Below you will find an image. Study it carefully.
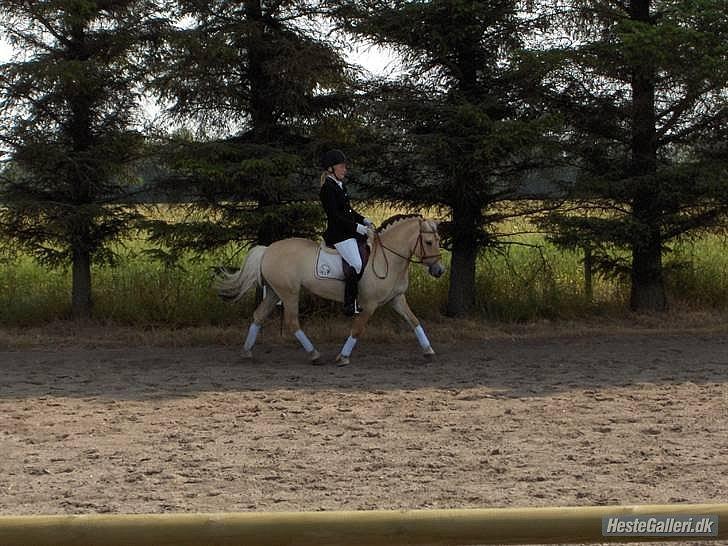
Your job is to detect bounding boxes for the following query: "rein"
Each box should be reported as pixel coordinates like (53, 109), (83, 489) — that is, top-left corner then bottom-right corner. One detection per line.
(371, 220), (442, 280)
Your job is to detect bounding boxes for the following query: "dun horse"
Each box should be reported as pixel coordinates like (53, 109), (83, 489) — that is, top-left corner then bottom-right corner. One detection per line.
(215, 214), (445, 366)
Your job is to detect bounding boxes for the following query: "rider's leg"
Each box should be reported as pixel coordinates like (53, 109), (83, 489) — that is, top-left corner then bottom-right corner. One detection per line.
(334, 238), (363, 274)
(342, 266), (360, 317)
(334, 238), (363, 316)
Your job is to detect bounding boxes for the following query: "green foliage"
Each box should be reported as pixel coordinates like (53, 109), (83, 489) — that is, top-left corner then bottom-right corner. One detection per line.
(6, 210), (728, 327)
(145, 138), (325, 253)
(0, 0), (169, 316)
(0, 254), (71, 325)
(333, 0), (567, 316)
(532, 0), (728, 310)
(2, 0), (726, 321)
(153, 1), (351, 132)
(665, 233), (728, 309)
(144, 0), (354, 251)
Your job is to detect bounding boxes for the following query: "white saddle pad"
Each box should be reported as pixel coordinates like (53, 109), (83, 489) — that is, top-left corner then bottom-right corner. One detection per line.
(315, 245), (345, 280)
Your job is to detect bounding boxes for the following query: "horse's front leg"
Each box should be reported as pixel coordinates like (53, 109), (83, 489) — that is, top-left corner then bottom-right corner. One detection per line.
(335, 309), (373, 367)
(389, 294), (435, 357)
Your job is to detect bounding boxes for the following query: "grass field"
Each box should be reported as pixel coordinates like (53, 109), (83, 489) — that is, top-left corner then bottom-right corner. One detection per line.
(2, 205), (728, 331)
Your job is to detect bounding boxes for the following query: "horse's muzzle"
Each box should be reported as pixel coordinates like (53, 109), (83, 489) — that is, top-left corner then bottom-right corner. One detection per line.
(428, 262), (446, 278)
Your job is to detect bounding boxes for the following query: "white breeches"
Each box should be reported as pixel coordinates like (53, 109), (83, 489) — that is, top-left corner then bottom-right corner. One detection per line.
(334, 238), (362, 274)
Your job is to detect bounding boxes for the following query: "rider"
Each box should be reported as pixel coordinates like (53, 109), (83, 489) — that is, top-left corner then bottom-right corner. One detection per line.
(319, 149), (374, 316)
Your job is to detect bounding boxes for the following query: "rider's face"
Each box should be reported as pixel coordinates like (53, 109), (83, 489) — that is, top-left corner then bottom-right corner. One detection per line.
(332, 162), (347, 180)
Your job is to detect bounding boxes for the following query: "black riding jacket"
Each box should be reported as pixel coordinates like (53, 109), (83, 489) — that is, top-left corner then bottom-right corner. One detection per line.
(319, 175), (365, 246)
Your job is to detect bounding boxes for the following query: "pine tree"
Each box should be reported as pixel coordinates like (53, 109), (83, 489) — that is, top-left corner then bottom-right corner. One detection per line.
(332, 0), (563, 316)
(0, 0), (167, 318)
(145, 0), (354, 254)
(536, 0), (728, 310)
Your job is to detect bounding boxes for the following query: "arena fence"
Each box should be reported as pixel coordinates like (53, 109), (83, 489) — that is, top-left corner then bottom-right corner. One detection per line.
(0, 503), (725, 545)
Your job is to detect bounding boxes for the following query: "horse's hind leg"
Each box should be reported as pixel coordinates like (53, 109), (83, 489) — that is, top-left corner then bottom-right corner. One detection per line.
(281, 292), (321, 364)
(390, 294), (435, 356)
(241, 288), (279, 359)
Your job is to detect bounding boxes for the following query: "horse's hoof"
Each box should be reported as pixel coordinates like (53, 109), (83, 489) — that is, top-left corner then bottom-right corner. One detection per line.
(241, 349), (253, 359)
(423, 346), (436, 358)
(335, 354), (350, 367)
(309, 350), (322, 365)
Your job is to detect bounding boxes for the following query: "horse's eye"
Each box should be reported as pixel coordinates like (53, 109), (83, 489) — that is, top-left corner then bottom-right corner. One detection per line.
(426, 241), (433, 246)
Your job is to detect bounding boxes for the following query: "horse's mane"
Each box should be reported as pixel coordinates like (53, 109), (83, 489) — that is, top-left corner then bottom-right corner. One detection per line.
(377, 213), (422, 234)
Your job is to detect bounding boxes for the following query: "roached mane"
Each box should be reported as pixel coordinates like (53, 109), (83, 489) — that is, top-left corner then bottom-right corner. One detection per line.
(376, 213), (422, 234)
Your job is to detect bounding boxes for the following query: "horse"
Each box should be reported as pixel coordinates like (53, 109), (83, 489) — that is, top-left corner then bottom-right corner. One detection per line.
(214, 214), (446, 366)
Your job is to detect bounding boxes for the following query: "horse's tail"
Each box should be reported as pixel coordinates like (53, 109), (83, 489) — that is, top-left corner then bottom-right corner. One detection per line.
(214, 245), (267, 302)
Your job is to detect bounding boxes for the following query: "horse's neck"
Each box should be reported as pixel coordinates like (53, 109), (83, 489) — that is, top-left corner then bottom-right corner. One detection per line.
(379, 220), (419, 260)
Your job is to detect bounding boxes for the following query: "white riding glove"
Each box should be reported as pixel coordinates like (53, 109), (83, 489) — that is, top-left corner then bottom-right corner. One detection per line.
(356, 223), (368, 236)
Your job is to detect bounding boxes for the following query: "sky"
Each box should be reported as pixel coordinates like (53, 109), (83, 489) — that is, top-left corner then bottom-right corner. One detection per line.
(0, 38), (11, 62)
(347, 42), (403, 78)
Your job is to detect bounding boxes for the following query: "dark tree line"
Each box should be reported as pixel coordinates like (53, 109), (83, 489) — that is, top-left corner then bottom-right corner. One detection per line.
(333, 0), (564, 315)
(143, 0), (354, 255)
(1, 0), (726, 319)
(533, 0), (728, 311)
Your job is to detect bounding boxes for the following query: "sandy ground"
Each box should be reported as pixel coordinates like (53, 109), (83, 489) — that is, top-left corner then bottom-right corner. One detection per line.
(1, 329), (727, 541)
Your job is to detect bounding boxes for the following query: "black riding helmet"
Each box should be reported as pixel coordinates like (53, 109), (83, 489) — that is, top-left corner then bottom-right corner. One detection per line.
(319, 149), (348, 170)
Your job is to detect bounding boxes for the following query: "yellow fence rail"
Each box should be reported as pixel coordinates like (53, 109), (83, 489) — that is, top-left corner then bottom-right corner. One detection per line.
(0, 503), (725, 546)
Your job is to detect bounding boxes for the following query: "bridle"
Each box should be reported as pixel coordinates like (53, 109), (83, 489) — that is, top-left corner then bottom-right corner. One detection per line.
(371, 219), (442, 280)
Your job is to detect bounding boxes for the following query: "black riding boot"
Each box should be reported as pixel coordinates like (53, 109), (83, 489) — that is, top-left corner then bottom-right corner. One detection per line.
(343, 273), (359, 317)
(342, 259), (365, 317)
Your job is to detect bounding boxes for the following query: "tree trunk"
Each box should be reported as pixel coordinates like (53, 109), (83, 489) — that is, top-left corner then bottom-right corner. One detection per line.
(246, 0), (284, 246)
(446, 241), (478, 317)
(246, 0), (275, 135)
(67, 16), (95, 319)
(583, 243), (593, 302)
(630, 228), (665, 311)
(446, 201), (479, 317)
(72, 247), (93, 319)
(628, 0), (665, 311)
(256, 202), (277, 246)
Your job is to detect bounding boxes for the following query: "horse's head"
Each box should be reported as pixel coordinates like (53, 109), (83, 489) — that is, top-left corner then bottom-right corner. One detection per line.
(417, 219), (446, 278)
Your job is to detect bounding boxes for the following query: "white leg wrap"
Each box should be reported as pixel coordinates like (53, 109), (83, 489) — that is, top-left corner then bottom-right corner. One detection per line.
(341, 335), (358, 357)
(294, 329), (315, 353)
(414, 325), (431, 350)
(244, 322), (261, 351)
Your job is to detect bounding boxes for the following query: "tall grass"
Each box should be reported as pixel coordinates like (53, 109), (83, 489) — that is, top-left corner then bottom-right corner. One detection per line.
(91, 246), (245, 326)
(1, 207), (727, 327)
(0, 235), (256, 327)
(0, 254), (70, 324)
(664, 233), (728, 310)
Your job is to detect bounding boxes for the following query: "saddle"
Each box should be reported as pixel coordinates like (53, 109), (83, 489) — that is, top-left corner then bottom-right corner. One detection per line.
(315, 238), (370, 281)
